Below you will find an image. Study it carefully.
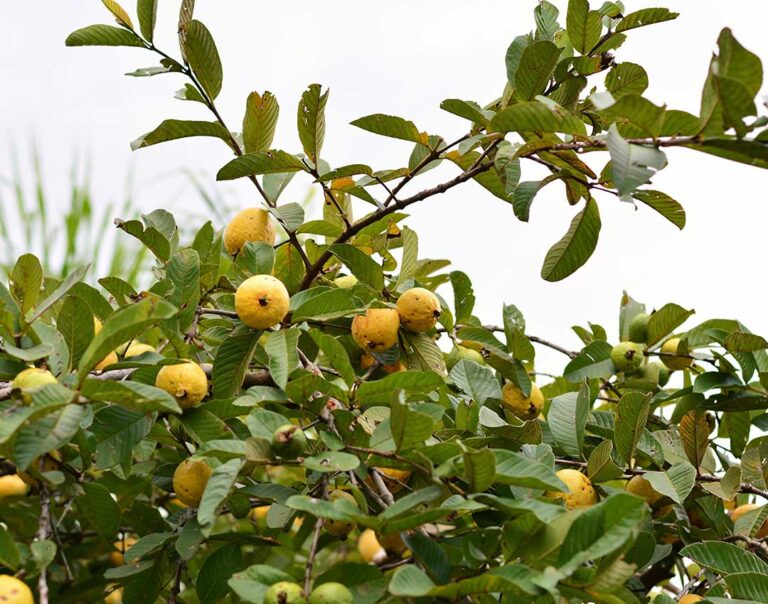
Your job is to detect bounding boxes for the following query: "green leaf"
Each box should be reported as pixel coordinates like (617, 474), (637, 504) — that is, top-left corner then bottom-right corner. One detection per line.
(91, 406), (152, 471)
(463, 448), (496, 493)
(563, 341), (613, 381)
(309, 330), (355, 387)
(198, 459), (243, 525)
(291, 288), (364, 322)
(646, 303), (694, 346)
(587, 440), (623, 482)
(558, 493), (647, 574)
(605, 63), (649, 98)
(264, 328), (300, 389)
(642, 461), (696, 504)
(493, 450), (566, 491)
(65, 24), (144, 47)
(78, 482), (121, 538)
(356, 371), (445, 406)
(217, 150), (306, 180)
(614, 391), (651, 465)
(681, 541), (768, 576)
(450, 360), (501, 406)
(274, 243), (306, 295)
(512, 177), (558, 222)
(228, 565), (295, 603)
(606, 125), (668, 200)
(450, 271), (475, 323)
(166, 249), (200, 332)
(600, 94), (667, 138)
(102, 0), (133, 28)
(236, 241), (275, 275)
(566, 0), (602, 54)
(632, 190), (685, 230)
(616, 8), (679, 32)
(130, 120), (232, 151)
(440, 99), (489, 125)
(243, 91), (279, 154)
(350, 114), (423, 143)
(197, 544), (244, 604)
(679, 410), (710, 470)
(687, 138), (768, 170)
(0, 527), (20, 570)
(725, 572), (768, 603)
(394, 226), (418, 289)
(388, 565), (435, 597)
(212, 325), (260, 398)
(725, 332), (768, 353)
(515, 41), (561, 100)
(302, 451), (360, 473)
(548, 382), (590, 457)
(183, 408), (232, 445)
(26, 264), (89, 324)
(81, 379), (182, 414)
(114, 218), (170, 261)
(491, 101), (586, 136)
(124, 532), (176, 563)
(184, 20), (222, 100)
(77, 296), (177, 382)
(541, 198), (601, 282)
(402, 332), (448, 376)
(137, 0), (157, 41)
(330, 244), (384, 291)
(297, 83), (328, 164)
(534, 1), (561, 41)
(716, 28), (764, 98)
(4, 342), (54, 362)
(10, 253), (43, 315)
(391, 397), (434, 452)
(13, 404), (85, 470)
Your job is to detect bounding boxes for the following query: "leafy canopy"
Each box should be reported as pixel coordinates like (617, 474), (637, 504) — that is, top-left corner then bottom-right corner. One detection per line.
(0, 1), (767, 603)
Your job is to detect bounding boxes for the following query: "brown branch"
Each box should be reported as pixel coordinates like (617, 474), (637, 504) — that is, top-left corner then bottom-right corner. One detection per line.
(299, 160), (495, 290)
(304, 475), (328, 596)
(36, 485), (51, 604)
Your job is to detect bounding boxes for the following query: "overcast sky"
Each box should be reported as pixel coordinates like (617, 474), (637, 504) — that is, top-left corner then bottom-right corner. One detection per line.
(2, 1), (767, 373)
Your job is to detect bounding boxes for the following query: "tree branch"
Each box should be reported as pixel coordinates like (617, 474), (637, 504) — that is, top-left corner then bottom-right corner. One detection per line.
(299, 160), (495, 290)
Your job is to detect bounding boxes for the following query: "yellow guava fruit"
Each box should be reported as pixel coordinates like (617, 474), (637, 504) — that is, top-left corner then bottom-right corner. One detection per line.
(0, 575), (33, 604)
(357, 529), (386, 563)
(660, 337), (693, 371)
(172, 459), (213, 508)
(396, 287), (441, 332)
(11, 367), (57, 391)
(109, 535), (138, 566)
(545, 469), (597, 509)
(235, 275), (290, 329)
(124, 343), (155, 358)
(625, 475), (662, 507)
(502, 382), (544, 421)
(0, 475), (29, 498)
(351, 309), (400, 353)
(155, 361), (209, 409)
(224, 208), (276, 255)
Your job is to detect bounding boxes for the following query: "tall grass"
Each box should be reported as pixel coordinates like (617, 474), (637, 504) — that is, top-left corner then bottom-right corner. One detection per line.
(0, 145), (149, 285)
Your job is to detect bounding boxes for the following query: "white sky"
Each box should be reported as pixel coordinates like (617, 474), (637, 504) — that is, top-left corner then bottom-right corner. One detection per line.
(3, 1), (768, 373)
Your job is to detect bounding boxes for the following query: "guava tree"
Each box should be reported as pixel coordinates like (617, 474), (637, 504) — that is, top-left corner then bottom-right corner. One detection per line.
(1, 1), (768, 603)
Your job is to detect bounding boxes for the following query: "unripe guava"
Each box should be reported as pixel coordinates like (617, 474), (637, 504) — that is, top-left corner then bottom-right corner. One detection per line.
(264, 581), (306, 604)
(323, 490), (357, 538)
(308, 582), (353, 604)
(627, 312), (650, 343)
(272, 424), (308, 458)
(610, 342), (645, 373)
(446, 346), (485, 369)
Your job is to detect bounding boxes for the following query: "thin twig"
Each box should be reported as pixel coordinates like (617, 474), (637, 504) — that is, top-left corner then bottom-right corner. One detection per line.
(36, 485), (51, 604)
(304, 475), (329, 595)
